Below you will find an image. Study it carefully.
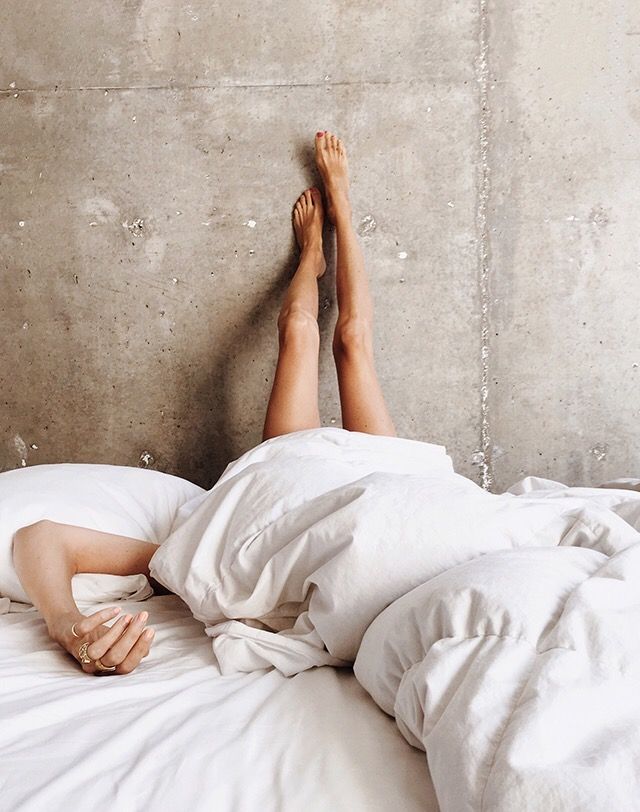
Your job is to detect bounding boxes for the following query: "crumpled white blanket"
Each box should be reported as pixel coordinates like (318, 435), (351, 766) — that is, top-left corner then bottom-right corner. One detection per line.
(353, 475), (640, 812)
(150, 427), (637, 682)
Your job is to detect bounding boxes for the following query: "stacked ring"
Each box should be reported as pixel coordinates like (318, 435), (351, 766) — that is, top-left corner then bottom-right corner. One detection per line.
(71, 618), (117, 673)
(77, 642), (92, 664)
(94, 658), (117, 674)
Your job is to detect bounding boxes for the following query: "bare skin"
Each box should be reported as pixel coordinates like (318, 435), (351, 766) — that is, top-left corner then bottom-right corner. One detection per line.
(14, 131), (395, 676)
(262, 187), (326, 439)
(263, 129), (396, 438)
(13, 521), (156, 675)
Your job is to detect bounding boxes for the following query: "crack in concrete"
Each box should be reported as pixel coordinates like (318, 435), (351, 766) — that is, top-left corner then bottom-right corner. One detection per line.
(475, 0), (494, 491)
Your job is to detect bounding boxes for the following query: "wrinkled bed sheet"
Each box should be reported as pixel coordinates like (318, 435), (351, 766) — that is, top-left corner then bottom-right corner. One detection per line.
(149, 427), (640, 810)
(0, 595), (437, 811)
(354, 475), (640, 812)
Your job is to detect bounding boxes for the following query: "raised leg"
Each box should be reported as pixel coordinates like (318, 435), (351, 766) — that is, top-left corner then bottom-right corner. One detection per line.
(315, 131), (396, 436)
(262, 188), (327, 441)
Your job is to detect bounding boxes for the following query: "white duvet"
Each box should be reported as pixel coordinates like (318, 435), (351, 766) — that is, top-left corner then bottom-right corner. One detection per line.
(151, 428), (580, 674)
(354, 476), (640, 811)
(150, 428), (640, 809)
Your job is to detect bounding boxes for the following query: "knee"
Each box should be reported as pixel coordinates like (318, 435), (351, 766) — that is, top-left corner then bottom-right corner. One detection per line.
(332, 316), (373, 360)
(277, 306), (319, 349)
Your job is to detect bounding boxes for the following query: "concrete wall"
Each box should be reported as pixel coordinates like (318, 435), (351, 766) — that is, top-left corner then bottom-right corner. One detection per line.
(1, 1), (638, 491)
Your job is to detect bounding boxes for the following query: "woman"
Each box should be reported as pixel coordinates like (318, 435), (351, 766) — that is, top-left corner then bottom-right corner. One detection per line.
(13, 131), (397, 675)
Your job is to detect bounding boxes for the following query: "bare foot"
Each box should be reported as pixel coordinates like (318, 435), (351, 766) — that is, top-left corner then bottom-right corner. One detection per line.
(314, 130), (351, 225)
(292, 187), (326, 277)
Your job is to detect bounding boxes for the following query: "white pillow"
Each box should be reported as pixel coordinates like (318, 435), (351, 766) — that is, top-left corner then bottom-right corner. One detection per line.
(0, 463), (204, 604)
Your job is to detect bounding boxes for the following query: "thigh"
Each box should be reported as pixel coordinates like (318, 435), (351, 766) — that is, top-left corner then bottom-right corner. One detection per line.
(262, 334), (321, 440)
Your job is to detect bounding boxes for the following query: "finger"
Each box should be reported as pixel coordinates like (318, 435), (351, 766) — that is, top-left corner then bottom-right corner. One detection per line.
(74, 606), (121, 638)
(100, 611), (149, 667)
(86, 614), (133, 660)
(116, 628), (155, 675)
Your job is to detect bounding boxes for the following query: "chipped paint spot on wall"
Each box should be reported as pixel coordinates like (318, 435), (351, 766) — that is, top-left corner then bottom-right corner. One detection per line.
(589, 205), (610, 227)
(357, 214), (377, 236)
(122, 218), (144, 237)
(138, 450), (155, 468)
(589, 443), (608, 462)
(9, 434), (29, 467)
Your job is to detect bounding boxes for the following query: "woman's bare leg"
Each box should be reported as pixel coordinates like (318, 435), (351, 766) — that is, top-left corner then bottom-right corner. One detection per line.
(262, 188), (327, 440)
(315, 131), (396, 436)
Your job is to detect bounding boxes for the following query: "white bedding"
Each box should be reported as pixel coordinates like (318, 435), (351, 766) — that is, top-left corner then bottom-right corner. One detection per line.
(0, 595), (438, 811)
(354, 476), (640, 811)
(149, 428), (640, 810)
(5, 431), (638, 811)
(150, 428), (625, 677)
(0, 463), (204, 604)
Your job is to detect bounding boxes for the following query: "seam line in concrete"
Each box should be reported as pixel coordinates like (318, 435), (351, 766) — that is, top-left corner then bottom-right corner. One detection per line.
(0, 78), (446, 94)
(476, 0), (493, 491)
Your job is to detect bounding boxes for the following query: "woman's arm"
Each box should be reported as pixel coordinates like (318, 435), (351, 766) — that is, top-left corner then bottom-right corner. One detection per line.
(13, 520), (159, 675)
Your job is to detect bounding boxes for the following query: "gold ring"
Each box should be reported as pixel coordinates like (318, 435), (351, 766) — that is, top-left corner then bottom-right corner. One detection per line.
(94, 658), (117, 674)
(77, 642), (92, 664)
(71, 622), (81, 639)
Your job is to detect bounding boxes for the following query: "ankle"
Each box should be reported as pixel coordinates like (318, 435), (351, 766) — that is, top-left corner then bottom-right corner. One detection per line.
(333, 208), (353, 230)
(301, 235), (323, 253)
(329, 195), (352, 223)
(300, 240), (325, 267)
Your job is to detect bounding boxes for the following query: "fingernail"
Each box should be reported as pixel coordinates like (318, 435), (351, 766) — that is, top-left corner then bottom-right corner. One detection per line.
(316, 131), (324, 137)
(140, 611), (149, 622)
(143, 628), (154, 640)
(123, 614), (132, 624)
(111, 606), (121, 614)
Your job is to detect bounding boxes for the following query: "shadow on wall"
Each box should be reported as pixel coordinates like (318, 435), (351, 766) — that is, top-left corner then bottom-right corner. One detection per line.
(175, 250), (336, 490)
(174, 139), (336, 489)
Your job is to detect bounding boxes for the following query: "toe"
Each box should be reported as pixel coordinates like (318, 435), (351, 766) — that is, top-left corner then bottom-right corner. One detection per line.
(304, 189), (313, 206)
(329, 133), (338, 150)
(311, 189), (324, 215)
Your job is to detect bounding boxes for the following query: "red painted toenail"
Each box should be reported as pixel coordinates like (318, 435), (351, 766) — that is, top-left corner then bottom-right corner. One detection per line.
(316, 131), (324, 137)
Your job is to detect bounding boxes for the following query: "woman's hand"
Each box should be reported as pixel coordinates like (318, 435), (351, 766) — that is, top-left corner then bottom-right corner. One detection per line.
(13, 521), (161, 675)
(52, 606), (155, 675)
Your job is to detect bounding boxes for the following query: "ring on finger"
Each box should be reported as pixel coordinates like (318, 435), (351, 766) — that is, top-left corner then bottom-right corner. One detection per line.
(94, 657), (117, 674)
(71, 622), (81, 639)
(77, 642), (92, 664)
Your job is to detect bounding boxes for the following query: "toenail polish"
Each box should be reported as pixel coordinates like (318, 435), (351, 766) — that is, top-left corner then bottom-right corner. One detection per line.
(316, 131), (324, 137)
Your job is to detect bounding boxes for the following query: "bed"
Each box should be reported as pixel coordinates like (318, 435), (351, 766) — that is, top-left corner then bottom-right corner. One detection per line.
(0, 594), (438, 811)
(3, 428), (639, 811)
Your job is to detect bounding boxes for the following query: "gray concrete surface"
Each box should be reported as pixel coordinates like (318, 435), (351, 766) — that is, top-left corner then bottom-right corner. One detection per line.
(0, 1), (638, 491)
